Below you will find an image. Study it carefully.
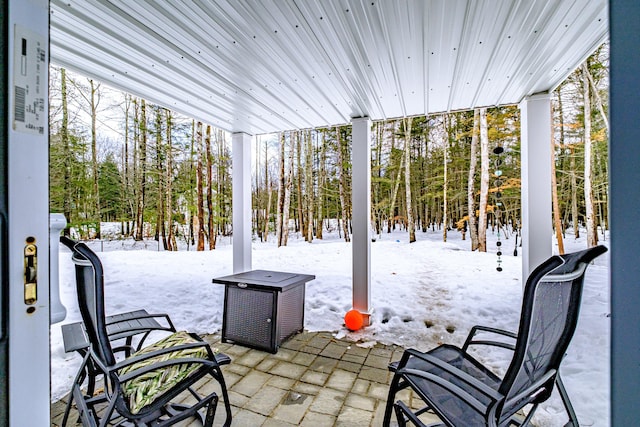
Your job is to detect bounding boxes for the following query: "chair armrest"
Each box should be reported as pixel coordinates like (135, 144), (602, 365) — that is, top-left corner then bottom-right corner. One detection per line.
(111, 340), (216, 371)
(106, 313), (176, 338)
(399, 366), (499, 416)
(503, 369), (556, 409)
(462, 325), (517, 352)
(116, 356), (217, 383)
(401, 349), (503, 401)
(215, 352), (231, 366)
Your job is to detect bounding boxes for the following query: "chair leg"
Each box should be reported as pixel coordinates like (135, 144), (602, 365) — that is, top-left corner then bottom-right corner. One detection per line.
(394, 401), (428, 427)
(62, 352), (92, 427)
(214, 368), (233, 427)
(384, 373), (404, 427)
(61, 391), (74, 427)
(395, 402), (407, 427)
(204, 394), (218, 427)
(555, 374), (579, 427)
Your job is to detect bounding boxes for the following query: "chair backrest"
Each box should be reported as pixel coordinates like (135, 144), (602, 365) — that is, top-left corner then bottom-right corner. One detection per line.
(497, 245), (607, 421)
(60, 236), (116, 366)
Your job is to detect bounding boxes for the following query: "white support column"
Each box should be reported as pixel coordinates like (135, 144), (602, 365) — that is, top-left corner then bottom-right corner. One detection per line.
(232, 132), (252, 273)
(519, 93), (552, 283)
(351, 117), (372, 325)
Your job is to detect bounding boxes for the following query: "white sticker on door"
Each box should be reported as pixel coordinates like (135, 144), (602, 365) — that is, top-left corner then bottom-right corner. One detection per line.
(13, 25), (46, 135)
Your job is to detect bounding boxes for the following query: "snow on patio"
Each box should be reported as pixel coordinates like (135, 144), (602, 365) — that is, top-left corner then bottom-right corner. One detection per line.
(50, 227), (609, 426)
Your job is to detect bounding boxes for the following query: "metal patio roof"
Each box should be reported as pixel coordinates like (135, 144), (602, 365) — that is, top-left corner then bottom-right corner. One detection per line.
(49, 0), (608, 135)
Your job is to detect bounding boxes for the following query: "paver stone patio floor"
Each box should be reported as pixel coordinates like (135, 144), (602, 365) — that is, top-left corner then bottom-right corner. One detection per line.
(51, 331), (442, 426)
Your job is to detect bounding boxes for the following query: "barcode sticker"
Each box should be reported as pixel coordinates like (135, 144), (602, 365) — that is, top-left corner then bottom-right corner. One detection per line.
(13, 25), (46, 135)
(14, 86), (25, 122)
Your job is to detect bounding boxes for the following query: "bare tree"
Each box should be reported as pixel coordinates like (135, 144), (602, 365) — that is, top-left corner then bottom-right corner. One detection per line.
(165, 110), (177, 251)
(316, 130), (325, 239)
(477, 108), (489, 252)
(296, 132), (305, 236)
(262, 137), (271, 241)
(336, 126), (351, 242)
(206, 125), (216, 249)
(388, 120), (404, 233)
(551, 102), (565, 254)
(443, 115), (450, 242)
(72, 78), (102, 238)
(122, 94), (132, 236)
(582, 64), (598, 247)
(154, 106), (166, 246)
(276, 132), (286, 246)
(60, 68), (72, 236)
(195, 122), (206, 250)
(134, 99), (147, 241)
(305, 130), (314, 242)
(282, 131), (295, 246)
(404, 117), (416, 243)
(467, 109), (479, 250)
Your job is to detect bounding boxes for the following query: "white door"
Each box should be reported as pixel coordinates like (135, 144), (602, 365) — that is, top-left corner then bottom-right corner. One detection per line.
(2, 0), (50, 424)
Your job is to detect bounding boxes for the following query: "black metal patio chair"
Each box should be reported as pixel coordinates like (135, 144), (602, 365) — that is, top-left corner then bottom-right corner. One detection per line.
(60, 237), (233, 427)
(383, 245), (607, 427)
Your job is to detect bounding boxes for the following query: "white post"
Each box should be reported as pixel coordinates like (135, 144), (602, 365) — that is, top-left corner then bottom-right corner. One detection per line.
(49, 213), (67, 323)
(351, 117), (372, 325)
(519, 93), (553, 283)
(232, 132), (252, 273)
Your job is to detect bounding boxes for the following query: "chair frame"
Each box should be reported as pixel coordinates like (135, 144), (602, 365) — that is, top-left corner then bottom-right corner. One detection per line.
(60, 237), (233, 427)
(383, 245), (607, 427)
(61, 307), (178, 427)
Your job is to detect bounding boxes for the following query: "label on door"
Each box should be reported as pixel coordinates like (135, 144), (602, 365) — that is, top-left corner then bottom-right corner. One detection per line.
(13, 25), (46, 135)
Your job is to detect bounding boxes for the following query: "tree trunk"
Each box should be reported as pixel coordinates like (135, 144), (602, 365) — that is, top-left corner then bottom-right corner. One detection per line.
(216, 129), (226, 238)
(296, 131), (305, 237)
(282, 131), (295, 246)
(388, 120), (404, 233)
(195, 122), (205, 251)
(155, 107), (166, 248)
(206, 125), (215, 249)
(316, 130), (325, 240)
(336, 126), (351, 242)
(556, 87), (567, 239)
(263, 137), (270, 241)
(468, 110), (479, 250)
(404, 117), (416, 243)
(583, 64), (598, 247)
(165, 110), (176, 251)
(123, 95), (132, 236)
(134, 99), (147, 241)
(305, 130), (314, 242)
(276, 132), (286, 246)
(551, 102), (565, 254)
(477, 108), (489, 252)
(443, 116), (449, 242)
(569, 145), (580, 238)
(60, 68), (72, 236)
(89, 79), (101, 238)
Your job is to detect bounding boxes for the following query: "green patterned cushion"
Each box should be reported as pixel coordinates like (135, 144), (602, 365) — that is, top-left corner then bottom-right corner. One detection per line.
(118, 331), (209, 414)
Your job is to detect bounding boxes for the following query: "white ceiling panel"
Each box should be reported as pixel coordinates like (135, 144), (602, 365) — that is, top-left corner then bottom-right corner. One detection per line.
(50, 0), (608, 135)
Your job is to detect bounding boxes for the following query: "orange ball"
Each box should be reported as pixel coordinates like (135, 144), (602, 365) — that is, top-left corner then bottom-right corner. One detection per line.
(344, 309), (364, 331)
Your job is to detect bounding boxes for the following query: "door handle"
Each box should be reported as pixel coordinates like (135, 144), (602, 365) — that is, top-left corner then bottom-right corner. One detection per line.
(24, 237), (37, 305)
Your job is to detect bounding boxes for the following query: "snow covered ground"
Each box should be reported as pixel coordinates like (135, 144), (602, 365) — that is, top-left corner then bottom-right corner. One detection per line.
(50, 226), (610, 426)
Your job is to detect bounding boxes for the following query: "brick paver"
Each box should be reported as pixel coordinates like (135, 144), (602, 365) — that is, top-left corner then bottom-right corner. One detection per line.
(51, 331), (438, 426)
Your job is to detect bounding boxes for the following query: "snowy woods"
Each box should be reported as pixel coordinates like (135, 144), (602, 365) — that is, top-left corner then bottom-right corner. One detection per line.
(48, 45), (608, 251)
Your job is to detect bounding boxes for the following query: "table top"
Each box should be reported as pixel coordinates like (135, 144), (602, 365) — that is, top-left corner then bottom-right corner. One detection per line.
(212, 269), (315, 291)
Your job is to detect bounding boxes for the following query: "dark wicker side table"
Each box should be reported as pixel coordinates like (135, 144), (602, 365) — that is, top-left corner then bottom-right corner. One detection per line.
(212, 269), (315, 353)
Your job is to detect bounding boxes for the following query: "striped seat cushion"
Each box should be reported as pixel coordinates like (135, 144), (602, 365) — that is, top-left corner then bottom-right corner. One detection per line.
(118, 331), (209, 414)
